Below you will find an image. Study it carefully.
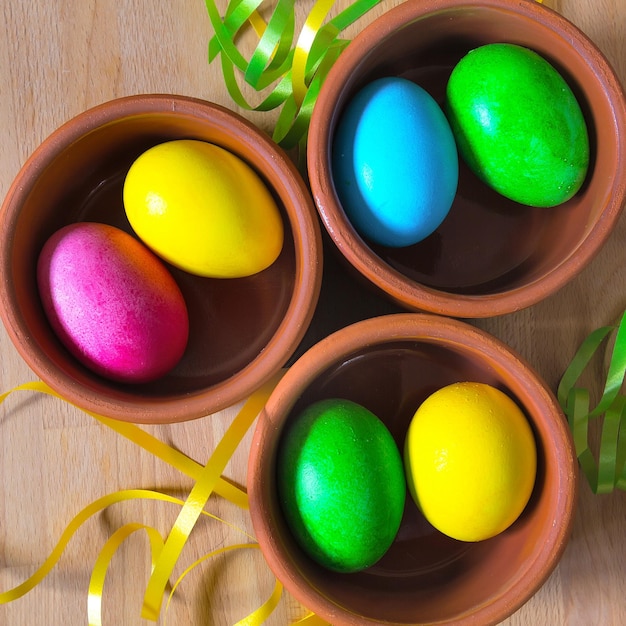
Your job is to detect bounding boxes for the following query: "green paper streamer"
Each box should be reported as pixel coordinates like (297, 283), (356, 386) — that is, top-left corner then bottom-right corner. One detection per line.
(204, 0), (384, 149)
(557, 310), (626, 493)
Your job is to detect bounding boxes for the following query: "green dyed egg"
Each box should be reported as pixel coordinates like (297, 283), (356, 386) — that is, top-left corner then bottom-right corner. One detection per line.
(446, 43), (589, 207)
(277, 398), (406, 573)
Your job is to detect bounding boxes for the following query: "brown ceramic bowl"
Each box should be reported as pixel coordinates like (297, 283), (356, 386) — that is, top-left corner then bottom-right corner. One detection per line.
(0, 95), (322, 423)
(308, 0), (626, 318)
(248, 313), (578, 625)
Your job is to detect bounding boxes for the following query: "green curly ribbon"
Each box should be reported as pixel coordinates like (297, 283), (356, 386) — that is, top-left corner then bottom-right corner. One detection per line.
(557, 310), (626, 493)
(204, 0), (384, 150)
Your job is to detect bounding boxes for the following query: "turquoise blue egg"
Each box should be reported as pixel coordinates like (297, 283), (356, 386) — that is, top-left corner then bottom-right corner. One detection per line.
(332, 77), (459, 248)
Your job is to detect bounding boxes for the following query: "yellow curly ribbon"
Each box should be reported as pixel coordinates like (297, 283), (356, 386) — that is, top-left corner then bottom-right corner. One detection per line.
(88, 507), (261, 626)
(140, 370), (284, 620)
(0, 489), (165, 605)
(88, 522), (164, 626)
(0, 371), (329, 625)
(0, 486), (252, 606)
(1, 380), (248, 508)
(163, 543), (281, 626)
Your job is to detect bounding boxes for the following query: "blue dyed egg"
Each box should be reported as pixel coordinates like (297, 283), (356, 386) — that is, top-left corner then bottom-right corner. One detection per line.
(332, 77), (458, 248)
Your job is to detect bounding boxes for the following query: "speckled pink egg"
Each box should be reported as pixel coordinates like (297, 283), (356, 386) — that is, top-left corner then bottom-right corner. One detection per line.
(37, 222), (189, 383)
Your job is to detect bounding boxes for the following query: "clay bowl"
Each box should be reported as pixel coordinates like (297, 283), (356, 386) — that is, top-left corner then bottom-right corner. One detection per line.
(248, 313), (578, 625)
(308, 0), (626, 318)
(0, 95), (322, 423)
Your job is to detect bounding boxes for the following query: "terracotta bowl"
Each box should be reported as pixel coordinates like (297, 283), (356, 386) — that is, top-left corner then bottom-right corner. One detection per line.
(307, 0), (626, 318)
(0, 95), (322, 423)
(248, 313), (578, 625)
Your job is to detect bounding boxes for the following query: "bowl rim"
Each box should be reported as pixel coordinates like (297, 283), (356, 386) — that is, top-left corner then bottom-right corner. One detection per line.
(248, 312), (579, 625)
(307, 0), (626, 318)
(0, 94), (323, 423)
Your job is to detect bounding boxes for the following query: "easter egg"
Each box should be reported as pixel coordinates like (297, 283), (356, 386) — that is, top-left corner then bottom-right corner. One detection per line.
(332, 76), (458, 247)
(277, 398), (406, 572)
(404, 382), (537, 542)
(123, 139), (284, 278)
(37, 222), (189, 383)
(446, 43), (589, 207)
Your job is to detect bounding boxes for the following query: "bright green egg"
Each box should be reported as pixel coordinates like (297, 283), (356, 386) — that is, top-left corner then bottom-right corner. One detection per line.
(277, 398), (406, 573)
(446, 43), (589, 207)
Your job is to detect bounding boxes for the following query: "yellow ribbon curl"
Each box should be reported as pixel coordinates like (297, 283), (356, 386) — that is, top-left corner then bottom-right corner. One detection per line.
(0, 375), (327, 625)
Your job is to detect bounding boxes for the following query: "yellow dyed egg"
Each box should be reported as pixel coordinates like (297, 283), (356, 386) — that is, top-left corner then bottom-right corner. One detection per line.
(404, 382), (537, 542)
(123, 139), (284, 278)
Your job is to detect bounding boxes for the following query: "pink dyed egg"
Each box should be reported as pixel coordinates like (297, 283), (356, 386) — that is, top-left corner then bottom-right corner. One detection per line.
(37, 222), (189, 383)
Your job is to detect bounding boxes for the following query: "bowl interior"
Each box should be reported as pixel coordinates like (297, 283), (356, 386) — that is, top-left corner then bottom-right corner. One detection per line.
(308, 0), (626, 315)
(250, 315), (577, 624)
(1, 97), (321, 422)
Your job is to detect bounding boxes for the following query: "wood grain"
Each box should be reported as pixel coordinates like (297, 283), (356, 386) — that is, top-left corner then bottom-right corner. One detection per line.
(1, 1), (625, 624)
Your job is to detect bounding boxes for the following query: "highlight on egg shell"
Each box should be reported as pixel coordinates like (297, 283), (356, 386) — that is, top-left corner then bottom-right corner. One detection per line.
(446, 43), (590, 207)
(37, 222), (189, 384)
(332, 76), (459, 248)
(123, 139), (284, 279)
(277, 398), (406, 573)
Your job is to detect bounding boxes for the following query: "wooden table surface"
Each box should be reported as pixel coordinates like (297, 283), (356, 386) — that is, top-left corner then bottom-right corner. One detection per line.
(1, 0), (625, 624)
